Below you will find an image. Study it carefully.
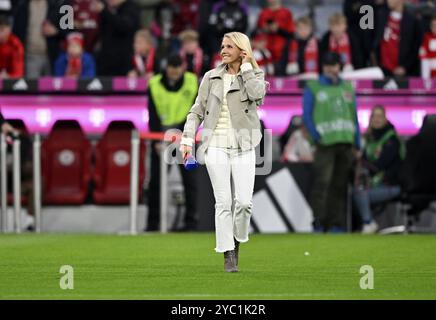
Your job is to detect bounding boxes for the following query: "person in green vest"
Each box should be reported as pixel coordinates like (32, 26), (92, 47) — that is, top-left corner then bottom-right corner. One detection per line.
(303, 51), (361, 233)
(146, 54), (199, 232)
(353, 105), (404, 234)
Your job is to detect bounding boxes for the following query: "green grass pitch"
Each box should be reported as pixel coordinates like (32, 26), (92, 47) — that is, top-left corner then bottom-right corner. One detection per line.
(0, 233), (435, 299)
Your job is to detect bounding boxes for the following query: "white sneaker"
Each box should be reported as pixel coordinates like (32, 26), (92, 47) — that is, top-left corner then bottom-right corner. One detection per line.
(362, 221), (378, 234)
(23, 214), (35, 231)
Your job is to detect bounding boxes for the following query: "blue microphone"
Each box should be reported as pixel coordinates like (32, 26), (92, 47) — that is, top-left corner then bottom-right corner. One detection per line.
(184, 154), (198, 170)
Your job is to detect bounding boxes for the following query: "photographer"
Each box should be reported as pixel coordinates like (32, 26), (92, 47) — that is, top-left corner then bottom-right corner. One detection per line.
(303, 52), (361, 233)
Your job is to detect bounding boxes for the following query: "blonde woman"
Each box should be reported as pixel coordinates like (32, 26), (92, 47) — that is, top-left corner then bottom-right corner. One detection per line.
(179, 32), (266, 272)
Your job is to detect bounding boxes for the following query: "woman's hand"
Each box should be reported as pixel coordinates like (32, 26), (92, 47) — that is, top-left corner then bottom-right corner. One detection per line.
(240, 50), (252, 65)
(179, 144), (192, 159)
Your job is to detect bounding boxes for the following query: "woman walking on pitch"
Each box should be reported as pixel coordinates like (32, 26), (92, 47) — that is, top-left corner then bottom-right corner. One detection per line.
(180, 32), (266, 272)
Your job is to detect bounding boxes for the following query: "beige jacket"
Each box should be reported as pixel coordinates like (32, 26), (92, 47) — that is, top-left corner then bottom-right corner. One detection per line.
(181, 63), (266, 158)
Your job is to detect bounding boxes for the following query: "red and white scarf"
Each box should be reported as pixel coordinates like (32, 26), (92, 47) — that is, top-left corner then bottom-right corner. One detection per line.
(328, 33), (351, 65)
(180, 47), (203, 76)
(133, 47), (156, 75)
(288, 37), (319, 73)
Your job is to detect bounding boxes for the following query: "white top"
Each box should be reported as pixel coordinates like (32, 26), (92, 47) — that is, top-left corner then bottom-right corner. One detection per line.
(209, 72), (239, 148)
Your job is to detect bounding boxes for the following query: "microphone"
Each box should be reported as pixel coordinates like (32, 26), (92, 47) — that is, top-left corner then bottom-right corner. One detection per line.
(183, 153), (198, 171)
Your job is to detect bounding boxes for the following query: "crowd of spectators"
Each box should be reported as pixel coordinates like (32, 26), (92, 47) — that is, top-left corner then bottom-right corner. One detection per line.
(0, 0), (435, 80)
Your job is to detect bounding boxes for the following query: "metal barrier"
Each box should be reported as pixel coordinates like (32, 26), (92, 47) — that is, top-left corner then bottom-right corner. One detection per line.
(0, 133), (23, 233)
(129, 129), (140, 235)
(12, 136), (21, 233)
(33, 134), (42, 233)
(160, 140), (169, 234)
(0, 134), (7, 232)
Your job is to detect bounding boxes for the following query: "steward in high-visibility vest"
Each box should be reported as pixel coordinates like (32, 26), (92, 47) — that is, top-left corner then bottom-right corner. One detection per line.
(302, 51), (361, 232)
(305, 79), (357, 146)
(146, 54), (199, 233)
(148, 71), (198, 131)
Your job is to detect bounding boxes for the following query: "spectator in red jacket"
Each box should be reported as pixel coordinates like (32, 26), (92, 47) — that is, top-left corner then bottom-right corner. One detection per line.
(0, 14), (24, 79)
(257, 0), (295, 75)
(372, 0), (423, 77)
(286, 16), (319, 76)
(420, 15), (436, 78)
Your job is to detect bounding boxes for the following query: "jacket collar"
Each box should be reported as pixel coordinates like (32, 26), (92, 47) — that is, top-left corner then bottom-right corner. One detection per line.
(210, 63), (242, 78)
(209, 64), (242, 102)
(210, 63), (228, 79)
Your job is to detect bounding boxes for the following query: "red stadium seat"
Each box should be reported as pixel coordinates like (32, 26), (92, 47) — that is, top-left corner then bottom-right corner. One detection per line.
(92, 121), (145, 204)
(42, 120), (92, 204)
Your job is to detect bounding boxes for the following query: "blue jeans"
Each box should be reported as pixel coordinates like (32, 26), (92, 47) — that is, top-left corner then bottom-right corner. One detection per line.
(353, 185), (401, 223)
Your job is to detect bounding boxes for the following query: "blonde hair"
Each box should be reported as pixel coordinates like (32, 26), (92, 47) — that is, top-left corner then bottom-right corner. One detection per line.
(223, 32), (260, 70)
(134, 29), (153, 43)
(179, 29), (199, 43)
(328, 13), (347, 26)
(297, 16), (313, 27)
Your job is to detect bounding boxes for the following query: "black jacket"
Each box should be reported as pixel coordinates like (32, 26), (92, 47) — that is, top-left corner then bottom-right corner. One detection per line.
(13, 0), (66, 70)
(97, 0), (140, 76)
(363, 122), (403, 185)
(372, 7), (423, 76)
(209, 0), (248, 39)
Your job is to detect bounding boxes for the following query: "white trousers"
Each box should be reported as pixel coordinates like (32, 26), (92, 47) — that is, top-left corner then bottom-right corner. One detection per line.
(205, 147), (256, 253)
